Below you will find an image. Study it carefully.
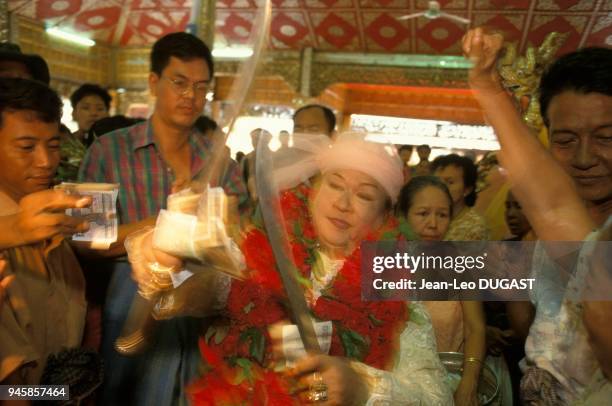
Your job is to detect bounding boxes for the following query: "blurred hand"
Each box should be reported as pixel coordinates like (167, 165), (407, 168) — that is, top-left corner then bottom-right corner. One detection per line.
(247, 176), (258, 202)
(267, 320), (297, 363)
(0, 253), (14, 311)
(289, 354), (369, 406)
(486, 326), (515, 356)
(152, 271), (224, 320)
(454, 378), (480, 406)
(6, 190), (91, 247)
(462, 27), (505, 95)
(127, 228), (184, 298)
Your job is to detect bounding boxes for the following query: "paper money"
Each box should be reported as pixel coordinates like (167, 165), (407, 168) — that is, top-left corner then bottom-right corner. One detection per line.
(167, 189), (201, 214)
(153, 186), (245, 280)
(282, 321), (333, 365)
(55, 182), (119, 249)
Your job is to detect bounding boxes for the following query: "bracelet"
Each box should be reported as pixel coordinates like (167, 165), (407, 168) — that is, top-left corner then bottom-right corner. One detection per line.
(465, 357), (482, 364)
(148, 261), (178, 274)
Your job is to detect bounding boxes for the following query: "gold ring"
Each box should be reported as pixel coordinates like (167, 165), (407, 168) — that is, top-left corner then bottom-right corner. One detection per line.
(307, 372), (328, 402)
(137, 287), (157, 300)
(148, 261), (175, 290)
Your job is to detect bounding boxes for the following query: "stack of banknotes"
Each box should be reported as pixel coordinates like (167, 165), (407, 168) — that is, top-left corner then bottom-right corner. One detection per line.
(154, 186), (245, 281)
(55, 182), (119, 249)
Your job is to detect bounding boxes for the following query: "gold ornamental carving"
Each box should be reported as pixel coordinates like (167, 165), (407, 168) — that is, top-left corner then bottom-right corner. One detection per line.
(310, 64), (469, 96)
(499, 32), (569, 133)
(0, 1), (9, 42)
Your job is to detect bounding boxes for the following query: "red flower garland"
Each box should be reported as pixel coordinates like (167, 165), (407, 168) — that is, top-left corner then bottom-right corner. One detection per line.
(188, 184), (410, 404)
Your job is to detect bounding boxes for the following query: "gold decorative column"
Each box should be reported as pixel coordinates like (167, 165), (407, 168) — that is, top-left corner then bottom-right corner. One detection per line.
(299, 47), (313, 98)
(197, 0), (216, 49)
(0, 1), (9, 42)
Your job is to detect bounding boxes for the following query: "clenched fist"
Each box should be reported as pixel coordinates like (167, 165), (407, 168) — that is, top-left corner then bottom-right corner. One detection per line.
(462, 27), (505, 95)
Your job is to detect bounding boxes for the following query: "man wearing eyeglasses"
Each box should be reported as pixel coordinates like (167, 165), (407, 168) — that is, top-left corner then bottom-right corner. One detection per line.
(78, 32), (247, 406)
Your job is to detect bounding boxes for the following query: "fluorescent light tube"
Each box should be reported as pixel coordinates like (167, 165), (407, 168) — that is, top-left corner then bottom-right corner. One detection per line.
(46, 27), (95, 47)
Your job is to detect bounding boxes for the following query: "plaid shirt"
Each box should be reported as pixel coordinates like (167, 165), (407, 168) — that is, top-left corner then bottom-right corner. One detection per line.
(78, 120), (247, 224)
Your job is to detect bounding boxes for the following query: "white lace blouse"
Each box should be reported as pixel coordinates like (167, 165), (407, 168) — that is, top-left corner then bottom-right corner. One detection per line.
(314, 251), (454, 405)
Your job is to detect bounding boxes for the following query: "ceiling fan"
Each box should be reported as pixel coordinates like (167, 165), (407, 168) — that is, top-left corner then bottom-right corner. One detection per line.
(397, 1), (471, 25)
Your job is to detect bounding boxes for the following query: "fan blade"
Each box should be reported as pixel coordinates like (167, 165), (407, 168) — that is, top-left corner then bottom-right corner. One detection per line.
(440, 12), (471, 25)
(397, 12), (426, 21)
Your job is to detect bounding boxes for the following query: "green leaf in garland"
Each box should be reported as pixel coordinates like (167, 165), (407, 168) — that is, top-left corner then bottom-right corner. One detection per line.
(293, 220), (303, 238)
(339, 329), (369, 361)
(239, 327), (266, 364)
(295, 272), (312, 290)
(204, 324), (230, 345)
(251, 205), (265, 230)
(320, 292), (338, 300)
(380, 229), (395, 242)
(368, 314), (384, 327)
(243, 302), (255, 314)
(295, 188), (306, 202)
(304, 245), (317, 267)
(252, 330), (265, 364)
(311, 251), (338, 300)
(398, 216), (418, 240)
(204, 326), (215, 344)
(304, 237), (316, 245)
(235, 358), (254, 384)
(214, 325), (230, 345)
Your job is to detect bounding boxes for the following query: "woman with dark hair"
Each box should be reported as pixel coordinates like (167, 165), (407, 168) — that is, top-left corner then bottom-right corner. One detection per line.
(397, 176), (488, 406)
(432, 154), (489, 241)
(396, 176), (454, 241)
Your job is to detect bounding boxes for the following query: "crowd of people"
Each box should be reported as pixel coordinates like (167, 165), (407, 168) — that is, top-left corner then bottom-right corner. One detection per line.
(0, 26), (610, 406)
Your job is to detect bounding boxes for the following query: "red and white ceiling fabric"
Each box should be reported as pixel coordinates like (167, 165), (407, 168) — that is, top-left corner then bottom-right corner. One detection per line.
(9, 0), (612, 53)
(9, 0), (193, 46)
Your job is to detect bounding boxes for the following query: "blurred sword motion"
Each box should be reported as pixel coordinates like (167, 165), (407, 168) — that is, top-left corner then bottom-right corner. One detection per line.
(255, 132), (321, 353)
(115, 0), (273, 355)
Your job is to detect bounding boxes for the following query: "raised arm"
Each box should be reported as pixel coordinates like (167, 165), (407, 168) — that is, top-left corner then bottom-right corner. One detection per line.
(463, 28), (595, 241)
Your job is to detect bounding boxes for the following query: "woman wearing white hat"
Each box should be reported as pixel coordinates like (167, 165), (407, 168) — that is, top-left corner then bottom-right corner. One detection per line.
(129, 132), (452, 405)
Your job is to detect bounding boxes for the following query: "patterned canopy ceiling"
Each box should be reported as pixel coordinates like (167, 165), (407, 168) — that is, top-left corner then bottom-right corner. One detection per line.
(8, 0), (612, 54)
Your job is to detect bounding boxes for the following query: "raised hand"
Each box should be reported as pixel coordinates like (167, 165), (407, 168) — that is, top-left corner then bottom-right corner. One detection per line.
(462, 27), (505, 95)
(486, 326), (516, 356)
